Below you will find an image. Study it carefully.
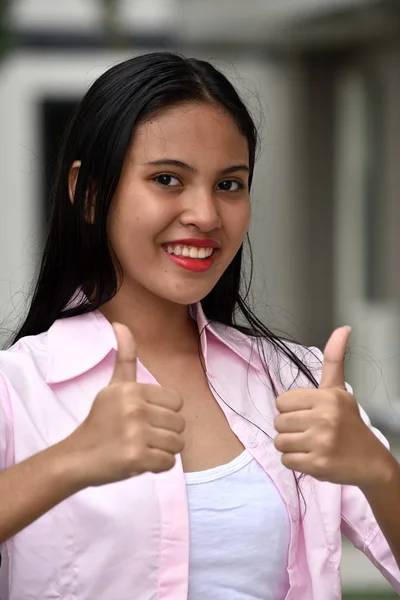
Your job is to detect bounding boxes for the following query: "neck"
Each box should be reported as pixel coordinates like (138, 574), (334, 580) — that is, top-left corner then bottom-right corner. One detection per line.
(100, 283), (199, 353)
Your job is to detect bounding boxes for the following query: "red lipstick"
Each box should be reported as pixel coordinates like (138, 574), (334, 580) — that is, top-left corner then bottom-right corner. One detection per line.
(166, 238), (220, 249)
(162, 239), (219, 273)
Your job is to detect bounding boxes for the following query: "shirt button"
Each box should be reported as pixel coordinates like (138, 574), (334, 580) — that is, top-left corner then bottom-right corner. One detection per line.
(247, 437), (257, 448)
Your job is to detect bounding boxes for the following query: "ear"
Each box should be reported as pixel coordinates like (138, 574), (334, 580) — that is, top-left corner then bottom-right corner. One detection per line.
(68, 160), (81, 204)
(68, 160), (96, 223)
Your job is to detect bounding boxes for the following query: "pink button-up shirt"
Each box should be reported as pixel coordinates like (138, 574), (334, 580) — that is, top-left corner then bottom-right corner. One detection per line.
(0, 304), (399, 600)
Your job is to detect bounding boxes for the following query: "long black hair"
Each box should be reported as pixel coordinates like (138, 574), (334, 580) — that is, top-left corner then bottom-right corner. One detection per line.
(10, 51), (318, 511)
(11, 51), (318, 388)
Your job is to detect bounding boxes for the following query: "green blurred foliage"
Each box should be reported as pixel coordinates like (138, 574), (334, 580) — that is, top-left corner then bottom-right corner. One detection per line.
(343, 591), (398, 599)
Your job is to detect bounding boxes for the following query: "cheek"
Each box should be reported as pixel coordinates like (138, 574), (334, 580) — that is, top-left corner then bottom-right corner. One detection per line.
(107, 203), (143, 263)
(108, 189), (148, 239)
(107, 195), (172, 267)
(223, 201), (250, 240)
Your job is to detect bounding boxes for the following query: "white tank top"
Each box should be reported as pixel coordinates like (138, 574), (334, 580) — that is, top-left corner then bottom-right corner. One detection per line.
(185, 450), (290, 600)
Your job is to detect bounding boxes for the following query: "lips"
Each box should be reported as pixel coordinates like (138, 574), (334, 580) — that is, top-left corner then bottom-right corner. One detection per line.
(162, 244), (218, 273)
(161, 237), (221, 273)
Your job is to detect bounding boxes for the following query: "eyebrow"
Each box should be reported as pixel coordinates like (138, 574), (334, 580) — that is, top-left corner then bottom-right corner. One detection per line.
(143, 159), (250, 175)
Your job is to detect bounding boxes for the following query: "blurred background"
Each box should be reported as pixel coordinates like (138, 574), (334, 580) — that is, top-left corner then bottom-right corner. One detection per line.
(0, 0), (400, 597)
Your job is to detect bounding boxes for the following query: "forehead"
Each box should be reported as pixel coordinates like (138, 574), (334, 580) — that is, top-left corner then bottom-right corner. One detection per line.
(131, 102), (249, 165)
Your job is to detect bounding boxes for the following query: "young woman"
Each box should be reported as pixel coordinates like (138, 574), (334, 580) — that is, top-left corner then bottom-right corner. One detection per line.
(0, 52), (399, 600)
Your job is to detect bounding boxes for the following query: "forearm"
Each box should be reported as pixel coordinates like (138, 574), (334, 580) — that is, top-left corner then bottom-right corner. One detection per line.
(360, 453), (400, 568)
(0, 439), (83, 544)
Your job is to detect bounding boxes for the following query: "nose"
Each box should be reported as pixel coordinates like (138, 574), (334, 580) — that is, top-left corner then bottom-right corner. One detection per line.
(179, 187), (222, 232)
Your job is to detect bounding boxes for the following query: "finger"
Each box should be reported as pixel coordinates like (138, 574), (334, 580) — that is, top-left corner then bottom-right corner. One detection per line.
(147, 404), (186, 434)
(145, 449), (176, 474)
(274, 432), (312, 454)
(320, 326), (352, 390)
(276, 389), (318, 414)
(110, 323), (137, 384)
(274, 410), (314, 433)
(147, 429), (185, 456)
(280, 452), (311, 473)
(140, 385), (183, 413)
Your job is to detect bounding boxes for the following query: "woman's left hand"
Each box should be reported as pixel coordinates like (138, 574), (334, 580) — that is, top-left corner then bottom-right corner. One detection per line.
(274, 327), (396, 488)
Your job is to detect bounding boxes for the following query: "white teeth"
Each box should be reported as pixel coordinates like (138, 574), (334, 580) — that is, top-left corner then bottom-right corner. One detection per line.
(165, 245), (216, 259)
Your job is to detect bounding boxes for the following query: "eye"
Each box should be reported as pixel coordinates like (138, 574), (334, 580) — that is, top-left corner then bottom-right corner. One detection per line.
(217, 179), (245, 192)
(153, 174), (180, 187)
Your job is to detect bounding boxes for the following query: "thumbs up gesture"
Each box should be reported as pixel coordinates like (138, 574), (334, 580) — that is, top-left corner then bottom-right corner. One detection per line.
(67, 323), (185, 488)
(274, 327), (393, 487)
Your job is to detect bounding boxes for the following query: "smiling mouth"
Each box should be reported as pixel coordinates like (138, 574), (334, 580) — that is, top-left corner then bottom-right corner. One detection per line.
(162, 243), (218, 273)
(163, 243), (216, 260)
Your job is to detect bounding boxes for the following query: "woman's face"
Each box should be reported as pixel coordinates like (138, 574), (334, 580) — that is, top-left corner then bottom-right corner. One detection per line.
(107, 102), (251, 306)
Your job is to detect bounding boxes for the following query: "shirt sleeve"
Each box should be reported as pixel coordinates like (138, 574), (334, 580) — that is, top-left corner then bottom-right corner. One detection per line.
(340, 407), (400, 591)
(300, 345), (400, 589)
(0, 370), (14, 471)
(0, 370), (14, 573)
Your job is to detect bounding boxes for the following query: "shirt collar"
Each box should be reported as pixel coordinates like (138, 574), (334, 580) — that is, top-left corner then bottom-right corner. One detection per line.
(46, 309), (116, 384)
(46, 301), (256, 384)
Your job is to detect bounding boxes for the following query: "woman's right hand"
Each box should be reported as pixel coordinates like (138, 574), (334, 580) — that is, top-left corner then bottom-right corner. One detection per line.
(64, 323), (185, 488)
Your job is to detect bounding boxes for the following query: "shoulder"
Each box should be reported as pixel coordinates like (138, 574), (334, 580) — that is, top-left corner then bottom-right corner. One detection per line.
(1, 310), (116, 387)
(0, 331), (49, 377)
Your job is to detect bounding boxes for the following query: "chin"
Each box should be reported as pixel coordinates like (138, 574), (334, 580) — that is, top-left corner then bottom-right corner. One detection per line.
(163, 293), (207, 307)
(158, 284), (216, 307)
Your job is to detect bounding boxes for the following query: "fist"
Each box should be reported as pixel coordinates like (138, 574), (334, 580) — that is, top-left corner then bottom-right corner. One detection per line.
(67, 323), (185, 487)
(274, 327), (393, 487)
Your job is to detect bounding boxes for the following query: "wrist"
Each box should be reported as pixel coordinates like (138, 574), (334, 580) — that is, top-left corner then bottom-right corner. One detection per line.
(50, 436), (89, 495)
(359, 451), (400, 497)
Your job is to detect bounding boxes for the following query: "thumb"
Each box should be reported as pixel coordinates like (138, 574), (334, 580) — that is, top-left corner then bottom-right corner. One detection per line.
(320, 326), (352, 390)
(110, 323), (137, 384)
